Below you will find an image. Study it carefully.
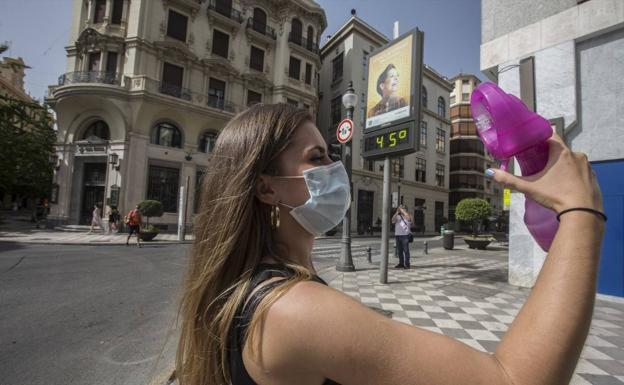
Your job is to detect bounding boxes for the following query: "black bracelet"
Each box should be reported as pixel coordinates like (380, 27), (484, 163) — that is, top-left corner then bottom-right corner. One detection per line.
(556, 207), (607, 222)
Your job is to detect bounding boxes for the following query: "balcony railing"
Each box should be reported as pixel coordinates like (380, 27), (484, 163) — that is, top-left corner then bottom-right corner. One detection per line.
(246, 18), (276, 40)
(450, 183), (485, 190)
(208, 0), (243, 23)
(58, 71), (120, 86)
(207, 94), (236, 112)
(288, 33), (319, 54)
(159, 82), (192, 101)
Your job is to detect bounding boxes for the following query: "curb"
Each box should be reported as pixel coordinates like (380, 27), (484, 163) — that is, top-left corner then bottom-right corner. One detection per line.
(0, 239), (194, 246)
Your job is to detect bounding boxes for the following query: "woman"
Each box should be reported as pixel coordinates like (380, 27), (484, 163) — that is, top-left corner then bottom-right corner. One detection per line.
(87, 204), (103, 234)
(391, 204), (412, 269)
(107, 205), (120, 234)
(368, 63), (408, 118)
(177, 104), (605, 385)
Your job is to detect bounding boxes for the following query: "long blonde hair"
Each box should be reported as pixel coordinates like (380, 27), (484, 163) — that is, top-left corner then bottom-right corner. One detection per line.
(176, 104), (315, 385)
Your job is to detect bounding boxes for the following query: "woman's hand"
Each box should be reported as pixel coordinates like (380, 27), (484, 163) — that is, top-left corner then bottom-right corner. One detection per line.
(486, 133), (603, 214)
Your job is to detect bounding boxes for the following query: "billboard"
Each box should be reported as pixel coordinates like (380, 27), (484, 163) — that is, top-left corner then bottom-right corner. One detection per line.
(365, 29), (421, 133)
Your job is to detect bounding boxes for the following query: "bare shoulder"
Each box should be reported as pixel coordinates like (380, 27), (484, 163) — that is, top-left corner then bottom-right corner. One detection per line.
(244, 279), (510, 385)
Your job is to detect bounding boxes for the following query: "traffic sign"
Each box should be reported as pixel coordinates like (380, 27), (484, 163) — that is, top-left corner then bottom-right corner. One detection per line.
(336, 118), (354, 143)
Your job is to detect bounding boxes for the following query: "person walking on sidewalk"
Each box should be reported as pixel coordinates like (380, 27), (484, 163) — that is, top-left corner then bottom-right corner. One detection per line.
(107, 205), (120, 234)
(124, 205), (142, 247)
(87, 204), (104, 234)
(392, 204), (412, 269)
(176, 104), (605, 385)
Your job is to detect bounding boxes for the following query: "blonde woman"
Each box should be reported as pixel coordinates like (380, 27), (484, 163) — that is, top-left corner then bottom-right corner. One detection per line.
(177, 104), (605, 385)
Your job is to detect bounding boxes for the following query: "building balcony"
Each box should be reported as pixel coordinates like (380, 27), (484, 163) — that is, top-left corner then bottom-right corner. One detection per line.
(58, 71), (121, 86)
(288, 33), (320, 56)
(207, 94), (237, 113)
(207, 0), (243, 27)
(450, 183), (485, 191)
(246, 18), (276, 40)
(158, 82), (192, 101)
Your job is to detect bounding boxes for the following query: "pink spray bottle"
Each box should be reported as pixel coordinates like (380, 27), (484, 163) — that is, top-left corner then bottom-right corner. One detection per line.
(470, 82), (557, 251)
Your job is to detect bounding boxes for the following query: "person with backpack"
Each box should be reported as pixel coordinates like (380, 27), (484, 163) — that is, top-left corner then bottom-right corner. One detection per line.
(124, 205), (142, 247)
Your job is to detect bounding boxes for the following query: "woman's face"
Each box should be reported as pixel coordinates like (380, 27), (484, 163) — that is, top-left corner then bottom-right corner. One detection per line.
(381, 68), (399, 97)
(271, 120), (333, 207)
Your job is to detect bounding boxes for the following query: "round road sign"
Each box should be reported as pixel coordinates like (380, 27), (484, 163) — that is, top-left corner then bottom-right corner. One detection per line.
(336, 118), (354, 143)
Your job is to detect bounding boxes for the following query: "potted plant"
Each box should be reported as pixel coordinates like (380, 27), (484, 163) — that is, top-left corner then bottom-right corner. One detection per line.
(137, 200), (163, 241)
(455, 198), (494, 250)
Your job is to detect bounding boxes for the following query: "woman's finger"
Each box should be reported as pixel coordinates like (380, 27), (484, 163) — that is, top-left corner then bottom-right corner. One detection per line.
(486, 168), (530, 194)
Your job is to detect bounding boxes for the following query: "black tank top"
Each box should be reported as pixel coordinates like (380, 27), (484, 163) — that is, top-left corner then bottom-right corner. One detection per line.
(228, 263), (341, 385)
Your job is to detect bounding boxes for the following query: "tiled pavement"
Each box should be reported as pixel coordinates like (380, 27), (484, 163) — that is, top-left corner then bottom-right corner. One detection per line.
(318, 245), (624, 385)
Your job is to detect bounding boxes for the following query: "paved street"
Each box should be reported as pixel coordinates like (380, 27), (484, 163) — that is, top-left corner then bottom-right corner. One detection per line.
(0, 242), (189, 385)
(2, 238), (623, 385)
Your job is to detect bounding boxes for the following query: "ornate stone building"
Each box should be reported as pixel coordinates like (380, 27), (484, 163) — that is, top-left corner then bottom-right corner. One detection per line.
(46, 0), (326, 228)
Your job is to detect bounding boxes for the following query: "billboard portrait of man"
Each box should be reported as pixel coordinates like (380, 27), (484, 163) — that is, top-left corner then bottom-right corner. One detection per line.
(366, 33), (413, 130)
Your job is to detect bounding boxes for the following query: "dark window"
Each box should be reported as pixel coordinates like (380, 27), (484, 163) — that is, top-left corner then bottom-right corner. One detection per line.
(147, 165), (179, 212)
(82, 120), (110, 140)
(250, 46), (264, 72)
(332, 54), (343, 82)
(287, 98), (298, 107)
(111, 0), (124, 24)
(199, 131), (217, 153)
(212, 29), (229, 58)
(252, 8), (267, 34)
(436, 164), (445, 187)
(391, 157), (404, 179)
(88, 52), (101, 72)
(194, 169), (206, 213)
(331, 96), (342, 127)
(451, 121), (478, 137)
(105, 52), (118, 74)
(247, 90), (262, 106)
(291, 18), (302, 44)
(450, 156), (484, 172)
(364, 159), (374, 172)
(289, 56), (301, 80)
(413, 198), (426, 232)
(305, 63), (312, 84)
(215, 0), (232, 16)
(420, 121), (427, 148)
(520, 56), (536, 112)
(437, 96), (446, 117)
(462, 93), (470, 101)
(415, 158), (426, 183)
(161, 62), (184, 97)
(450, 139), (484, 155)
(93, 0), (106, 23)
(306, 25), (315, 50)
(167, 10), (188, 42)
(208, 78), (226, 109)
(436, 128), (446, 153)
(422, 86), (428, 108)
(151, 122), (182, 148)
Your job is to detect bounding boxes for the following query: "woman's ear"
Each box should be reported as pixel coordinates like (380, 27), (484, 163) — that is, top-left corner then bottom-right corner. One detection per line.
(256, 175), (277, 205)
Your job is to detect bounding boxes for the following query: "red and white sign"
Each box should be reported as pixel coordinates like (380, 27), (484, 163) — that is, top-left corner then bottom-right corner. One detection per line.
(336, 118), (354, 143)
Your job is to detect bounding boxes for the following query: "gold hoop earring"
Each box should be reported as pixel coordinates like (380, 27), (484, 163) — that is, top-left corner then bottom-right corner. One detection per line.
(271, 204), (280, 230)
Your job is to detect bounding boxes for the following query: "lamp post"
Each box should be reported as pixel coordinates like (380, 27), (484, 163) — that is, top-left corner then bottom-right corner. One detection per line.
(336, 81), (357, 272)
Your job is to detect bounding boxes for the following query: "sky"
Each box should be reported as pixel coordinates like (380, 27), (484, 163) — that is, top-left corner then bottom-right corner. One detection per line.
(0, 0), (482, 101)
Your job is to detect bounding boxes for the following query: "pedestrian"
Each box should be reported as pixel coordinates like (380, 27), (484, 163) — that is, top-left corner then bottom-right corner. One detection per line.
(34, 199), (46, 229)
(87, 204), (104, 234)
(124, 205), (142, 247)
(175, 104), (606, 385)
(391, 204), (412, 269)
(107, 205), (120, 234)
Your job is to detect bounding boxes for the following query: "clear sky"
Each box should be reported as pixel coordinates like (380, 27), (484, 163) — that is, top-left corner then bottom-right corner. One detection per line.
(0, 0), (482, 100)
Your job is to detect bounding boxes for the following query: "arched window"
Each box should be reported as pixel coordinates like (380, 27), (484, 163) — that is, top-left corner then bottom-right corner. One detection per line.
(82, 120), (110, 140)
(199, 131), (218, 154)
(306, 25), (315, 49)
(290, 18), (302, 44)
(422, 86), (428, 108)
(437, 96), (446, 117)
(151, 122), (182, 148)
(252, 8), (267, 34)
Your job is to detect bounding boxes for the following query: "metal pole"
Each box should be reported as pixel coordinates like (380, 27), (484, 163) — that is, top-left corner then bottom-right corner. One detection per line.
(337, 107), (355, 272)
(177, 184), (187, 241)
(381, 21), (400, 284)
(380, 156), (390, 284)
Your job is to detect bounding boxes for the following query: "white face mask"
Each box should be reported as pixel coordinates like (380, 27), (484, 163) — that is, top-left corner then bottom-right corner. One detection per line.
(275, 161), (351, 235)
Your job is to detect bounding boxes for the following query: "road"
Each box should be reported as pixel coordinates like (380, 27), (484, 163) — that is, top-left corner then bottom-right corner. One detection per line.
(0, 236), (440, 385)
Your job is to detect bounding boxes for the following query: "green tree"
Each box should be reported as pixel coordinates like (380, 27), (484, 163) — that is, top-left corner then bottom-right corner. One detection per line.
(455, 198), (492, 236)
(138, 200), (164, 228)
(0, 94), (56, 201)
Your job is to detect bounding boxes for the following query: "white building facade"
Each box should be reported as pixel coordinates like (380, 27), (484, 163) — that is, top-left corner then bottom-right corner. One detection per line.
(318, 16), (451, 235)
(46, 0), (326, 229)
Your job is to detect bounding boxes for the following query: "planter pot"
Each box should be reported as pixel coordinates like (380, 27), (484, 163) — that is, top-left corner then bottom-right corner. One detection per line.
(464, 237), (492, 250)
(139, 231), (158, 241)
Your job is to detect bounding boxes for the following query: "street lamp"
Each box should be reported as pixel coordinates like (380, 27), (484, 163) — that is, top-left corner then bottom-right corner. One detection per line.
(336, 81), (357, 272)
